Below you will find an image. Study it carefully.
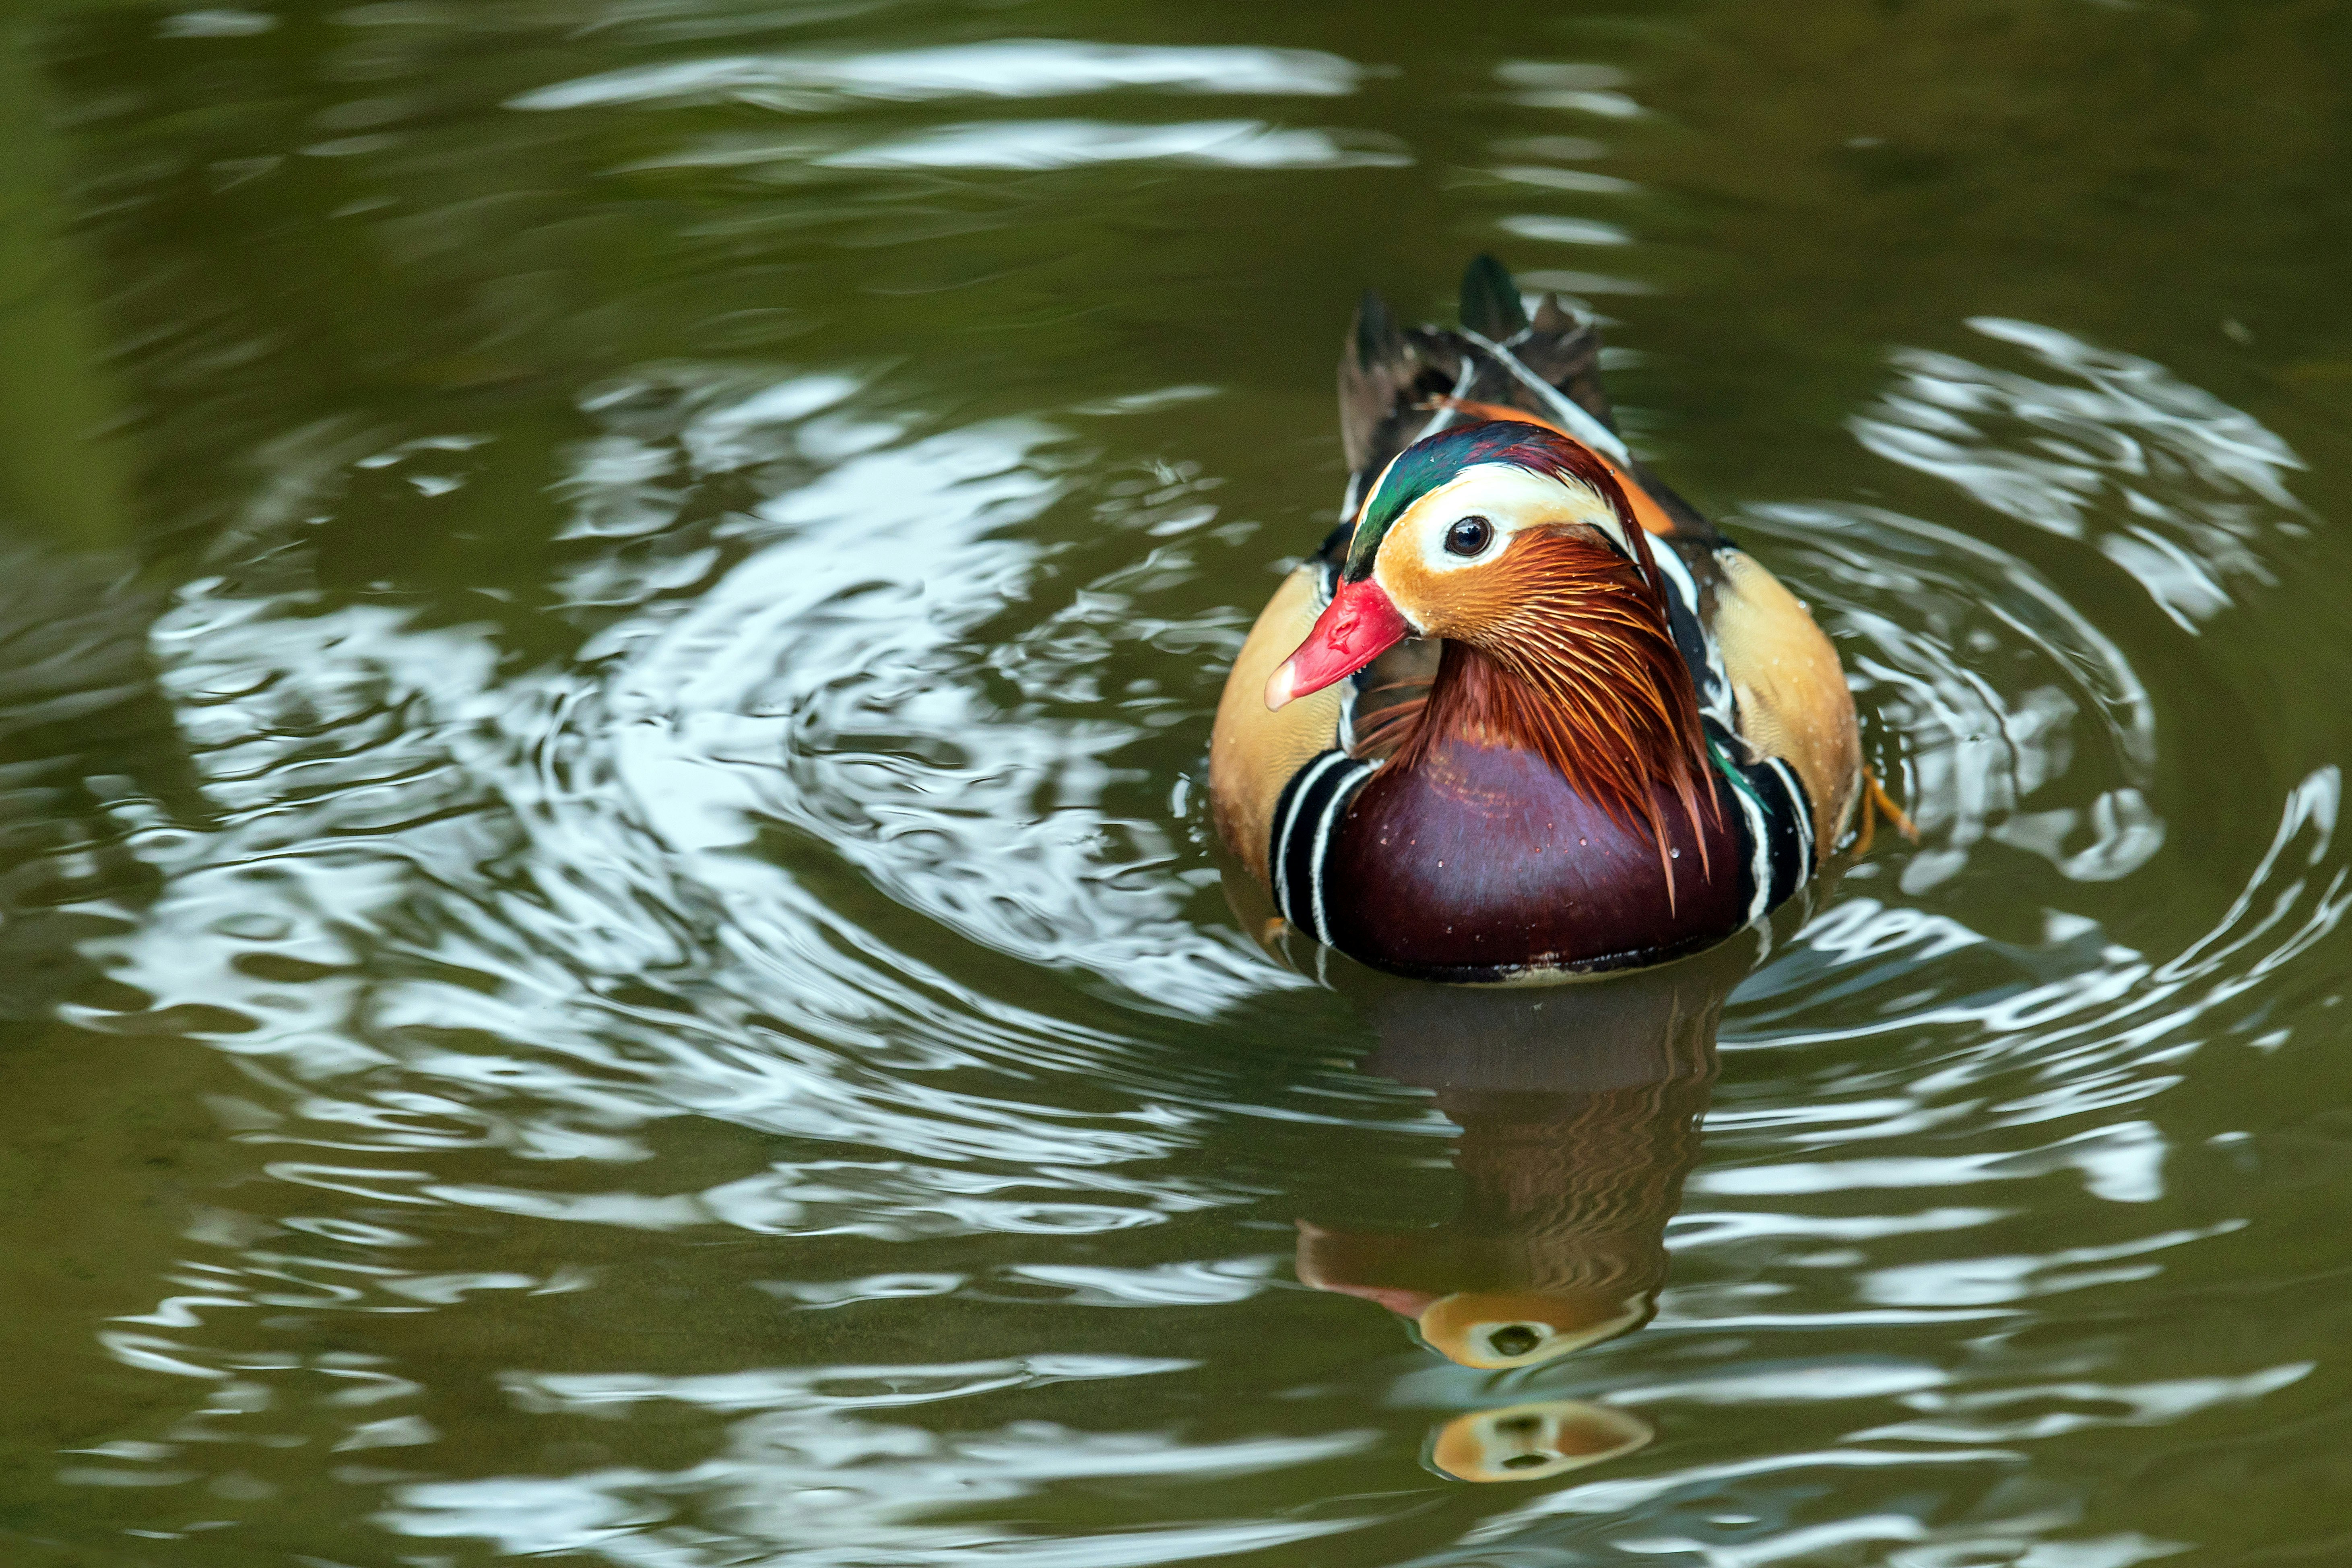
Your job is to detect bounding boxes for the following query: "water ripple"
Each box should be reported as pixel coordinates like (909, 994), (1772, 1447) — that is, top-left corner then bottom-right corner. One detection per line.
(14, 10), (2352, 1558)
(510, 40), (1370, 114)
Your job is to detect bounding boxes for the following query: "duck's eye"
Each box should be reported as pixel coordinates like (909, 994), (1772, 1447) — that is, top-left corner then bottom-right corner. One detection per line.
(1488, 1323), (1546, 1359)
(1444, 515), (1495, 557)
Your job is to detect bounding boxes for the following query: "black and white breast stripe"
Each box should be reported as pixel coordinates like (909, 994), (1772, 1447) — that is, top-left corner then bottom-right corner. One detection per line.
(1644, 543), (1734, 733)
(1275, 734), (1811, 946)
(1702, 718), (1813, 926)
(1270, 749), (1378, 945)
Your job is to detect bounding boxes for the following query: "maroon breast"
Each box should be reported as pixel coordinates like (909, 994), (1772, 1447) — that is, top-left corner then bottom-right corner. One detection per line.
(1321, 736), (1749, 979)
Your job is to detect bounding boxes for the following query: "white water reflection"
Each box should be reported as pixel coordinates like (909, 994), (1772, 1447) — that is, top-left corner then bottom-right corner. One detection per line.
(511, 40), (1367, 114)
(582, 370), (1278, 1010)
(48, 332), (2344, 1562)
(1487, 164), (1639, 194)
(1856, 1361), (2311, 1443)
(1497, 60), (1645, 120)
(1746, 761), (2346, 1081)
(1854, 317), (2305, 629)
(820, 119), (1409, 171)
(18, 0), (2352, 1560)
(1860, 1221), (2243, 1306)
(1690, 1120), (2169, 1203)
(78, 371), (1296, 1297)
(1745, 498), (2162, 891)
(1499, 213), (1634, 247)
(384, 1358), (1373, 1567)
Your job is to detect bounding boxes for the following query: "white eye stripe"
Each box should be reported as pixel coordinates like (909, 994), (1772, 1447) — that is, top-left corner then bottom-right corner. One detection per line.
(1388, 463), (1626, 577)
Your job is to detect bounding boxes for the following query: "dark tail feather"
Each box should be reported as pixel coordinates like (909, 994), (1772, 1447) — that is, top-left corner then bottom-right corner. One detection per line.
(1339, 287), (1422, 474)
(1353, 287), (1401, 371)
(1465, 254), (1619, 445)
(1459, 254), (1531, 340)
(1508, 297), (1613, 438)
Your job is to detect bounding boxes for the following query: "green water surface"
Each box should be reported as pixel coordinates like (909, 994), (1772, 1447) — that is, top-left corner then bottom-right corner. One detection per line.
(3, 0), (2352, 1563)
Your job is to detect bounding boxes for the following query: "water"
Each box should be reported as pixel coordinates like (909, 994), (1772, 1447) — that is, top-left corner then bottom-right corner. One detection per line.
(4, 0), (2351, 1562)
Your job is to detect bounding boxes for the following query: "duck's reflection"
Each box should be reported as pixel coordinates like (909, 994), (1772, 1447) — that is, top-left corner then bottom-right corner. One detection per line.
(1300, 941), (1750, 1481)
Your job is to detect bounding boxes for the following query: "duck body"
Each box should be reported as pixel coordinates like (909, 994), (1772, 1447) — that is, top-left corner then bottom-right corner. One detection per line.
(1211, 258), (1860, 982)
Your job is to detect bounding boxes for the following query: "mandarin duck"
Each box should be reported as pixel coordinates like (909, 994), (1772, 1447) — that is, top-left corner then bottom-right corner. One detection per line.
(1211, 256), (1863, 981)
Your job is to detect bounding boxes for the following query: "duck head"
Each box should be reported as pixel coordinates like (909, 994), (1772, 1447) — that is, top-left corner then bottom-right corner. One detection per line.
(1263, 418), (1659, 712)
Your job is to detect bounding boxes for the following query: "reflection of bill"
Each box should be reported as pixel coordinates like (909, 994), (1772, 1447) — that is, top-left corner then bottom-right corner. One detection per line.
(1295, 938), (1752, 1478)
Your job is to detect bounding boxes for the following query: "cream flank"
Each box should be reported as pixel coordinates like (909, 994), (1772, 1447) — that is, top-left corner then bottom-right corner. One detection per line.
(1712, 549), (1861, 855)
(1209, 567), (1348, 886)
